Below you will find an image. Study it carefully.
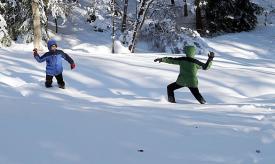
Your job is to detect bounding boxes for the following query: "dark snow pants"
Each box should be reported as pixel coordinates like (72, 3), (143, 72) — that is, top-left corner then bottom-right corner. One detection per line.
(45, 73), (65, 88)
(167, 82), (206, 104)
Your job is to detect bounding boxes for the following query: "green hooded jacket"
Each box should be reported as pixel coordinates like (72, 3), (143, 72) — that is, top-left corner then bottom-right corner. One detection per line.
(162, 46), (212, 88)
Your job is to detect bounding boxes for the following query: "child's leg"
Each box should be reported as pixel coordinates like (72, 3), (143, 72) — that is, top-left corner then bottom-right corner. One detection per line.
(188, 87), (206, 104)
(167, 82), (183, 103)
(45, 75), (53, 88)
(55, 73), (65, 88)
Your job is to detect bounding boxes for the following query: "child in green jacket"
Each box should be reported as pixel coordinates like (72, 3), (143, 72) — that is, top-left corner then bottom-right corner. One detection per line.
(154, 45), (214, 104)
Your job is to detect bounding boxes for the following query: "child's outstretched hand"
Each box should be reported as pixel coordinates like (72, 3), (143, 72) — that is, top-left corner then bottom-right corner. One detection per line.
(71, 63), (76, 70)
(208, 52), (215, 60)
(33, 48), (38, 56)
(154, 58), (163, 63)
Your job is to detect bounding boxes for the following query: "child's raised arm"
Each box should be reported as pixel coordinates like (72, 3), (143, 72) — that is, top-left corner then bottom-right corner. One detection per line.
(197, 52), (215, 70)
(154, 57), (182, 65)
(33, 48), (48, 63)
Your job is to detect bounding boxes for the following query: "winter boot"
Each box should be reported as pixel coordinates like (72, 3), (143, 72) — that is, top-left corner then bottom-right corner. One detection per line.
(58, 84), (65, 89)
(168, 96), (176, 103)
(45, 75), (53, 88)
(45, 81), (53, 88)
(199, 98), (206, 104)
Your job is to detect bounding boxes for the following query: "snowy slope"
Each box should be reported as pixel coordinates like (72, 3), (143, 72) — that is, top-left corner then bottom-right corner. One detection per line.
(1, 21), (275, 164)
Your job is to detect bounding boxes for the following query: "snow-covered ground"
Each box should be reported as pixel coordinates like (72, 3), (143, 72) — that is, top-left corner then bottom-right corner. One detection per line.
(1, 19), (275, 164)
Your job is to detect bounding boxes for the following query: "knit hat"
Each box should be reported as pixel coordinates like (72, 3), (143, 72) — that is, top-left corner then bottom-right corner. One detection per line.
(47, 39), (57, 51)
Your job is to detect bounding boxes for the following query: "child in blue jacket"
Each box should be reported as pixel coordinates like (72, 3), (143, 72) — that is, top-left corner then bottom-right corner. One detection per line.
(33, 39), (76, 89)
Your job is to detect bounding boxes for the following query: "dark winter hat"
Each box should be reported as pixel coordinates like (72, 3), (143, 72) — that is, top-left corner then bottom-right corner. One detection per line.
(47, 39), (57, 50)
(185, 45), (196, 58)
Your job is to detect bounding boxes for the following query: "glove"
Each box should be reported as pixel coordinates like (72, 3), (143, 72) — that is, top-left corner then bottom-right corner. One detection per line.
(154, 58), (163, 63)
(208, 52), (215, 60)
(33, 48), (38, 56)
(71, 63), (76, 70)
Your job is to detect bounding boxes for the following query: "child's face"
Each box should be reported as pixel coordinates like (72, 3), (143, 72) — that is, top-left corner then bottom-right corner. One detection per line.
(51, 45), (57, 51)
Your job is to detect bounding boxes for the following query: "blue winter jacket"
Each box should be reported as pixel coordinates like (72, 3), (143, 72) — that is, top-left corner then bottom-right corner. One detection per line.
(34, 40), (74, 76)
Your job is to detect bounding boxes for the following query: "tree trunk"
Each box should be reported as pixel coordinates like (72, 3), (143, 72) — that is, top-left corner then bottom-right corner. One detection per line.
(45, 17), (50, 39)
(32, 0), (42, 50)
(264, 11), (268, 26)
(171, 0), (175, 5)
(128, 0), (154, 53)
(121, 0), (128, 33)
(184, 0), (188, 17)
(111, 0), (115, 53)
(44, 7), (50, 38)
(121, 0), (128, 44)
(139, 0), (153, 31)
(55, 18), (58, 33)
(195, 0), (203, 34)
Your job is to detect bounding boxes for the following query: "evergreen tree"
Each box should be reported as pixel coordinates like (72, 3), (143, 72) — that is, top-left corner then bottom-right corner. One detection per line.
(1, 0), (48, 44)
(205, 0), (262, 34)
(0, 14), (11, 46)
(47, 0), (75, 33)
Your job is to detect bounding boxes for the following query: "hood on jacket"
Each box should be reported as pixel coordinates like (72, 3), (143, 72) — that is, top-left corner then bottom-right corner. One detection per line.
(47, 39), (57, 51)
(185, 46), (196, 58)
